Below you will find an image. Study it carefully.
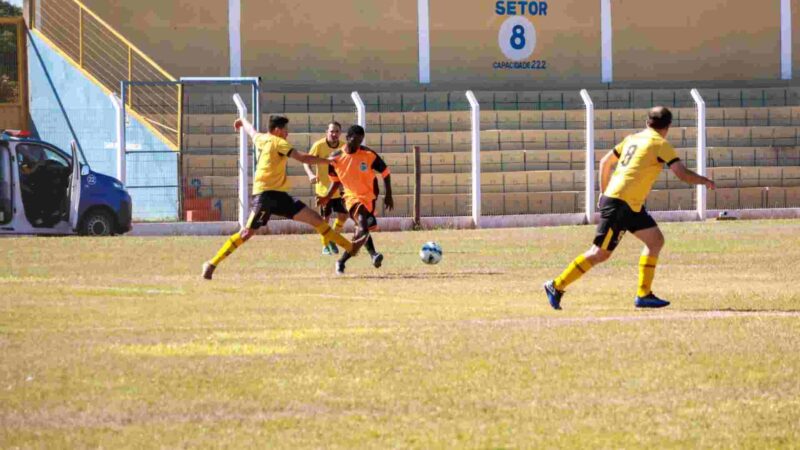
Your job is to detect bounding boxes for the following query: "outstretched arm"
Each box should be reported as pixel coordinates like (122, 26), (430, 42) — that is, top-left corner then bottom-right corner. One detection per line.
(669, 161), (716, 189)
(290, 150), (330, 166)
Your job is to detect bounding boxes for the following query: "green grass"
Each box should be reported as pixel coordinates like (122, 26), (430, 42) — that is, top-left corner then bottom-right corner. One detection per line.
(2, 219), (800, 448)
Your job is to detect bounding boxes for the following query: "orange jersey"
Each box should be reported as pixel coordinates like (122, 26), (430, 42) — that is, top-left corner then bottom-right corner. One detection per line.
(328, 147), (390, 212)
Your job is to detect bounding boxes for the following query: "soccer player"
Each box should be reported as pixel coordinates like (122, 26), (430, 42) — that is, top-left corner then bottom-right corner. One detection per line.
(318, 125), (393, 275)
(544, 106), (716, 309)
(201, 115), (364, 280)
(303, 121), (349, 256)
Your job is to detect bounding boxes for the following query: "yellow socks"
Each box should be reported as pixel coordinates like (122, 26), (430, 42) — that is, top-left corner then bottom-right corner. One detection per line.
(321, 219), (345, 246)
(554, 254), (593, 291)
(314, 223), (352, 253)
(637, 255), (658, 297)
(210, 232), (245, 266)
(333, 218), (346, 233)
(551, 254), (657, 295)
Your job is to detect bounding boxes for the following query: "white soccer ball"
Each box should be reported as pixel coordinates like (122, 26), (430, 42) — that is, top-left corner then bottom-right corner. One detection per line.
(420, 241), (443, 265)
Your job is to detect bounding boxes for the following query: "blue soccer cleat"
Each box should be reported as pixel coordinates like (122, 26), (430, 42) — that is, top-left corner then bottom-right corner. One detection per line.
(635, 292), (670, 308)
(328, 242), (339, 255)
(543, 280), (564, 310)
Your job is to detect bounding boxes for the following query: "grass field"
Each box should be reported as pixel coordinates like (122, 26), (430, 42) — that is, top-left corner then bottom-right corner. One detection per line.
(2, 219), (800, 448)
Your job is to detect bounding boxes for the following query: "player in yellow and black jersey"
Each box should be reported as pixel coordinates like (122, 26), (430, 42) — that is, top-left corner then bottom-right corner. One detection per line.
(544, 106), (716, 309)
(303, 121), (349, 256)
(201, 115), (364, 280)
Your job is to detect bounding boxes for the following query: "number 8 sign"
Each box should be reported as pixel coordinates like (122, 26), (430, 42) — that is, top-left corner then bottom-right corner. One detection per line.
(498, 16), (536, 61)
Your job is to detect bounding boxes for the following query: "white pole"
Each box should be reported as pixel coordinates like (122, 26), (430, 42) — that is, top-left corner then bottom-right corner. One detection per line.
(109, 92), (125, 184)
(580, 89), (595, 223)
(781, 0), (792, 80)
(351, 91), (366, 144)
(690, 89), (707, 220)
(417, 0), (431, 84)
(466, 90), (481, 228)
(228, 0), (242, 77)
(351, 91), (365, 128)
(233, 93), (249, 228)
(600, 0), (612, 83)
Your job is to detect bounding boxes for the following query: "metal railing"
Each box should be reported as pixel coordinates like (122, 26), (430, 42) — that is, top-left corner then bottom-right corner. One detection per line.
(29, 0), (179, 149)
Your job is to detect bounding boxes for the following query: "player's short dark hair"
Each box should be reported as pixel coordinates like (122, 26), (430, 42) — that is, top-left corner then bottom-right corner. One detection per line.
(328, 121), (342, 130)
(346, 124), (365, 137)
(647, 107), (672, 130)
(269, 115), (289, 131)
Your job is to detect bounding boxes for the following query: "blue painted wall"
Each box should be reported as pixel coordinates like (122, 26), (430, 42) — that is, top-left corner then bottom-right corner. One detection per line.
(27, 31), (179, 221)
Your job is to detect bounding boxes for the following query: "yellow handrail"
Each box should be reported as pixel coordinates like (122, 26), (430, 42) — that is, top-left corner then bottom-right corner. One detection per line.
(0, 17), (24, 24)
(30, 0), (180, 150)
(73, 0), (175, 82)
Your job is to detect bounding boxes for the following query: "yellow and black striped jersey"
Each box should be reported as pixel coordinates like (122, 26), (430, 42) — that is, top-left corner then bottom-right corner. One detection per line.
(604, 128), (680, 212)
(252, 133), (292, 195)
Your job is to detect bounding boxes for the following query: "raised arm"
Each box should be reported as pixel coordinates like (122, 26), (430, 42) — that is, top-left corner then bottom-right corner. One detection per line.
(669, 161), (716, 189)
(233, 117), (258, 140)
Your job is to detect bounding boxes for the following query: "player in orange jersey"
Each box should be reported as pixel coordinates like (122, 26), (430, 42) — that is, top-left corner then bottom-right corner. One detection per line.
(318, 125), (393, 275)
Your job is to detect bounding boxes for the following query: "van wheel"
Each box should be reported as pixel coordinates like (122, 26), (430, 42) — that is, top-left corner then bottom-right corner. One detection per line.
(80, 210), (114, 236)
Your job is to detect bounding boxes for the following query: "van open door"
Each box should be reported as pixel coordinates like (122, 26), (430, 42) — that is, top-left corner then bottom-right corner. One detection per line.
(68, 141), (82, 230)
(0, 143), (11, 225)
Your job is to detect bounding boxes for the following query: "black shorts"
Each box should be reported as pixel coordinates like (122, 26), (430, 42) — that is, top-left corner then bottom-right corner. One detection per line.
(349, 201), (379, 231)
(320, 197), (348, 218)
(246, 190), (306, 230)
(593, 196), (657, 252)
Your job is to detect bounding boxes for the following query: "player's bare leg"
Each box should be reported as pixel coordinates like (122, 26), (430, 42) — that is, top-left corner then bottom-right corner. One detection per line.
(366, 236), (382, 268)
(335, 225), (368, 275)
(336, 207), (380, 274)
(631, 226), (668, 308)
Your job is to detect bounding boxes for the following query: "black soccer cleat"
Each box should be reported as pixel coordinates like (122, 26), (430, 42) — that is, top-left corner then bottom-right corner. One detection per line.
(335, 260), (346, 276)
(201, 262), (216, 280)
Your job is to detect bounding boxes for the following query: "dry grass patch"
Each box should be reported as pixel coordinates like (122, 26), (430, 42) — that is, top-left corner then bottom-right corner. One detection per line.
(1, 220), (799, 448)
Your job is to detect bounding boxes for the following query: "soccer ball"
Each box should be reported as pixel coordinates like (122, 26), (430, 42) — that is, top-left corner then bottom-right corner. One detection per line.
(420, 241), (443, 265)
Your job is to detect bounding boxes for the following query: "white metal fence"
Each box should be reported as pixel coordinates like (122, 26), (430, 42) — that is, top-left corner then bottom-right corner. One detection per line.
(117, 87), (800, 229)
